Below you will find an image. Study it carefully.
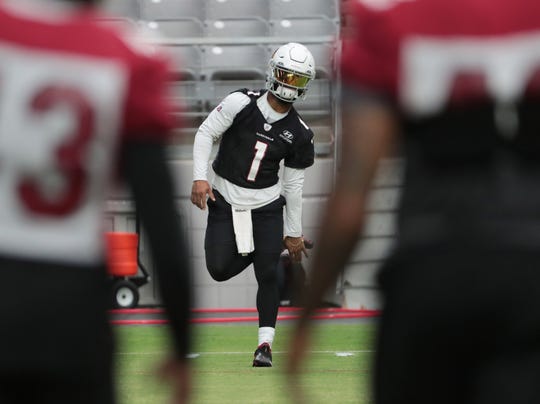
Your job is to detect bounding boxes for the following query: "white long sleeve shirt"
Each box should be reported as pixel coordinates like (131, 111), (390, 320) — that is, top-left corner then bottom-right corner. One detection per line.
(193, 91), (306, 237)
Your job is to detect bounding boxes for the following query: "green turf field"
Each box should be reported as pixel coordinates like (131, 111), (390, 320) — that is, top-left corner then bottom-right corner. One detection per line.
(115, 322), (376, 403)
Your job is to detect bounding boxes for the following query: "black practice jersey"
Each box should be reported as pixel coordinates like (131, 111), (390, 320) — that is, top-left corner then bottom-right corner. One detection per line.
(212, 89), (315, 189)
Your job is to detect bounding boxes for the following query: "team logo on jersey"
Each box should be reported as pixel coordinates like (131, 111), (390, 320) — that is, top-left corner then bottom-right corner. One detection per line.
(279, 130), (294, 143)
(264, 123), (272, 131)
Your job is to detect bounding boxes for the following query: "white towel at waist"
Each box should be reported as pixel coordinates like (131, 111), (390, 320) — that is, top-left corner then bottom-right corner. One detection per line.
(231, 208), (254, 255)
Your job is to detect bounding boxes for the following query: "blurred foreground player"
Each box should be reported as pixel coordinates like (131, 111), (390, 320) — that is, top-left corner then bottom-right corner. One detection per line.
(0, 0), (192, 403)
(288, 0), (540, 403)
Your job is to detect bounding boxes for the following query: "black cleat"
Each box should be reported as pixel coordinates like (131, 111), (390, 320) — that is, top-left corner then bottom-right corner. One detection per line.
(252, 343), (273, 367)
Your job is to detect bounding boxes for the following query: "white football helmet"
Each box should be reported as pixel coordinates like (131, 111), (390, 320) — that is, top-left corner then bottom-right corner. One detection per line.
(266, 42), (316, 103)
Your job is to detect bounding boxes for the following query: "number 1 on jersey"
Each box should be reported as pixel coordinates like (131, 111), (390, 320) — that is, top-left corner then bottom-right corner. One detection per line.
(247, 141), (268, 182)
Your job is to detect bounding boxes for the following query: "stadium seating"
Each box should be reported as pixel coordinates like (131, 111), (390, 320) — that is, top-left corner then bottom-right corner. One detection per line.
(201, 44), (269, 109)
(270, 17), (339, 39)
(201, 44), (268, 80)
(205, 18), (270, 38)
(205, 0), (270, 20)
(294, 78), (333, 112)
(123, 0), (339, 152)
(166, 45), (204, 111)
(144, 19), (205, 38)
(269, 0), (339, 20)
(139, 0), (205, 21)
(304, 43), (335, 78)
(167, 45), (203, 80)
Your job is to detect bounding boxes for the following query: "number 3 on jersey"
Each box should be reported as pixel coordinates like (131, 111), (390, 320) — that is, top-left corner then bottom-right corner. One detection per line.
(18, 86), (94, 216)
(0, 82), (95, 217)
(247, 140), (268, 182)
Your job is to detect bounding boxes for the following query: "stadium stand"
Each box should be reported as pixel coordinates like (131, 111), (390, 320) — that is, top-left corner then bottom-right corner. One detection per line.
(269, 0), (339, 20)
(304, 42), (335, 78)
(204, 18), (270, 38)
(144, 19), (205, 38)
(99, 0), (339, 147)
(201, 44), (269, 109)
(94, 0), (341, 176)
(205, 0), (270, 20)
(270, 17), (339, 38)
(294, 79), (332, 111)
(167, 45), (204, 112)
(167, 45), (203, 80)
(201, 44), (268, 81)
(139, 0), (205, 21)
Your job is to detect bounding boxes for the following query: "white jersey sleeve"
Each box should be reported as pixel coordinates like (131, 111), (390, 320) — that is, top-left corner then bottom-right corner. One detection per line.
(192, 92), (251, 181)
(282, 166), (305, 237)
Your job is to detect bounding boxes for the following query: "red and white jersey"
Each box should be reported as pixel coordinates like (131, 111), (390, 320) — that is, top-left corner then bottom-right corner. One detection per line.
(341, 0), (540, 116)
(0, 0), (174, 265)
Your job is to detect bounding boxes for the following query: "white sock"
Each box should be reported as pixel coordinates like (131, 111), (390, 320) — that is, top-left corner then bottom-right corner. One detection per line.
(258, 327), (275, 348)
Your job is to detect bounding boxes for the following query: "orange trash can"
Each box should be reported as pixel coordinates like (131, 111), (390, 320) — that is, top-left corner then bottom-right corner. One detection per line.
(105, 232), (139, 277)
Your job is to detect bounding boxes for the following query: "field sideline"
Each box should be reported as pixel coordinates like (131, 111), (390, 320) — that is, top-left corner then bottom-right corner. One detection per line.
(114, 321), (376, 403)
